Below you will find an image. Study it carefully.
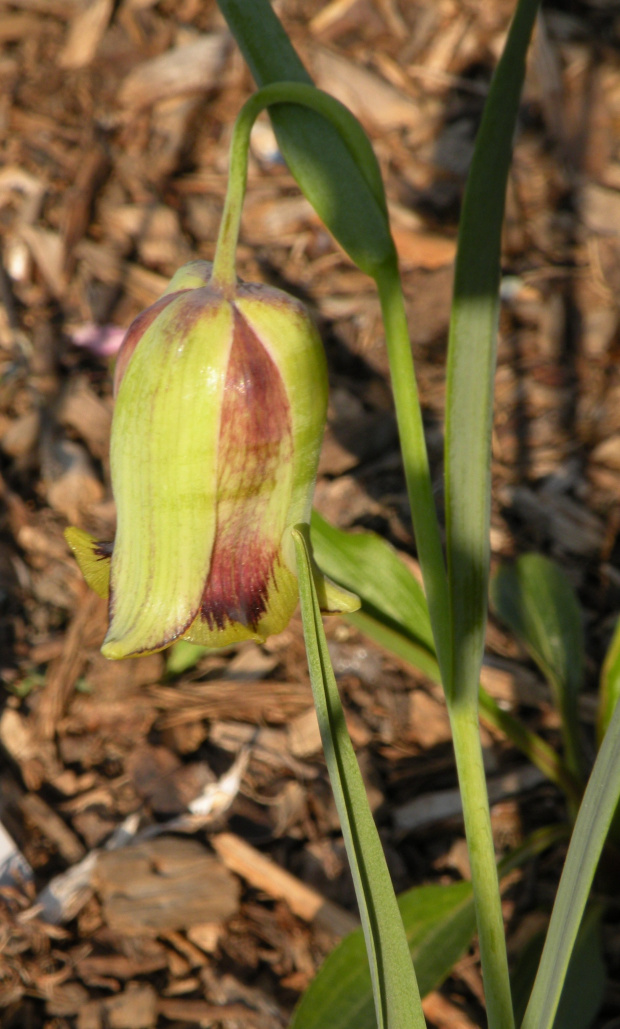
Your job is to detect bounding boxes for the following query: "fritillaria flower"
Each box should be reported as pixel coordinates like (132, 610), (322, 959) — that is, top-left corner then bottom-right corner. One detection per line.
(66, 261), (357, 658)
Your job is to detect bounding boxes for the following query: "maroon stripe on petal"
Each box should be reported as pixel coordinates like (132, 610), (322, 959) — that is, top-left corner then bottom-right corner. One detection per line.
(200, 307), (292, 631)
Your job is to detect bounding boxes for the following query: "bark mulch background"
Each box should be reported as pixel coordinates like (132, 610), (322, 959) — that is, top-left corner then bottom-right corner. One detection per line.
(2, 1), (620, 1027)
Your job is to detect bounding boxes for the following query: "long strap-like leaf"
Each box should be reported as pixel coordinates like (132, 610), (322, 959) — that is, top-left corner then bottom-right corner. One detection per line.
(293, 525), (426, 1029)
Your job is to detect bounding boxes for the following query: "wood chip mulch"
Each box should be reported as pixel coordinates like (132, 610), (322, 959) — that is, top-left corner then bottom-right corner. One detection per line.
(2, 1), (620, 1027)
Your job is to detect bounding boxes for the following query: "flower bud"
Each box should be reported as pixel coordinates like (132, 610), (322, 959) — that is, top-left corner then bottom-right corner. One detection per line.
(66, 260), (357, 658)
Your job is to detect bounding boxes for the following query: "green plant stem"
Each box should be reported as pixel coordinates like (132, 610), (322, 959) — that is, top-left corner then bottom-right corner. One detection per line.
(375, 265), (450, 679)
(450, 702), (515, 1029)
(212, 81), (391, 289)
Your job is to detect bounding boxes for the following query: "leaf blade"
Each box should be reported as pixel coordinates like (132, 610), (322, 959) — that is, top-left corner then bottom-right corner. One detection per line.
(293, 525), (426, 1029)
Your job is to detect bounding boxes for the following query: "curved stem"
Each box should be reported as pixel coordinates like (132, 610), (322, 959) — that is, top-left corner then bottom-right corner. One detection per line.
(211, 81), (390, 288)
(450, 702), (515, 1029)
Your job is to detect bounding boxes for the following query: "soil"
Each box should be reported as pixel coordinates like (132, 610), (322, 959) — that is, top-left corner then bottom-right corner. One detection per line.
(1, 1), (620, 1027)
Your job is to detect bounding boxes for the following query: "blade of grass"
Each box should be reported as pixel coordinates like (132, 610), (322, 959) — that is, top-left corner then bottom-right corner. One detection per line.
(293, 525), (426, 1029)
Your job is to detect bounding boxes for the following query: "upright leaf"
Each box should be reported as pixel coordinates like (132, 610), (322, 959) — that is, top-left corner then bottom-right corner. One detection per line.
(521, 695), (620, 1029)
(291, 826), (566, 1029)
(291, 882), (475, 1029)
(311, 511), (434, 654)
(443, 0), (541, 708)
(293, 526), (426, 1029)
(311, 513), (579, 803)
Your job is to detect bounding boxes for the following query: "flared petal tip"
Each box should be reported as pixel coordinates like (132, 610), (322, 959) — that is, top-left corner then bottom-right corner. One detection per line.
(100, 630), (168, 661)
(100, 637), (129, 661)
(318, 576), (361, 614)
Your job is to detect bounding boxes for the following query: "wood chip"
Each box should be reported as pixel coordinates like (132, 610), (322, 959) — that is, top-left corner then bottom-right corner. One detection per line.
(58, 0), (113, 69)
(118, 31), (231, 108)
(408, 688), (452, 748)
(422, 990), (481, 1029)
(77, 983), (157, 1029)
(311, 45), (420, 129)
(35, 588), (106, 741)
(150, 680), (312, 728)
(211, 832), (358, 938)
(93, 836), (240, 934)
(57, 378), (112, 460)
(20, 793), (86, 864)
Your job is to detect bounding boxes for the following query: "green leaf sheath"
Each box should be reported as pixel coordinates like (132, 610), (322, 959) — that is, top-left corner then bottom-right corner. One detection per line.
(293, 526), (426, 1029)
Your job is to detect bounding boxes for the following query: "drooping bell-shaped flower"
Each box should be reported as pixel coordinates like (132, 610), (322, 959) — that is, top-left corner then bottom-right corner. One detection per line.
(66, 260), (357, 658)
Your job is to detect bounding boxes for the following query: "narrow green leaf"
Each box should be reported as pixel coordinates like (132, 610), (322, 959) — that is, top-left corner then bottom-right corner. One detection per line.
(293, 525), (426, 1029)
(443, 0), (540, 708)
(521, 695), (620, 1029)
(442, 10), (546, 1018)
(490, 554), (584, 783)
(215, 0), (395, 276)
(291, 882), (475, 1029)
(291, 826), (566, 1029)
(598, 615), (620, 744)
(512, 905), (606, 1029)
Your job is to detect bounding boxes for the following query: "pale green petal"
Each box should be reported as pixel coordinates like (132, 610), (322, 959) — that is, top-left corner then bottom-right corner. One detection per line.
(102, 296), (233, 659)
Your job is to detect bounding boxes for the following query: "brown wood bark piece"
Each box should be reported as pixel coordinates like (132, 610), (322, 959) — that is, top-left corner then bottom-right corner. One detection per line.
(211, 832), (358, 938)
(36, 587), (105, 740)
(93, 836), (240, 934)
(19, 792), (86, 864)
